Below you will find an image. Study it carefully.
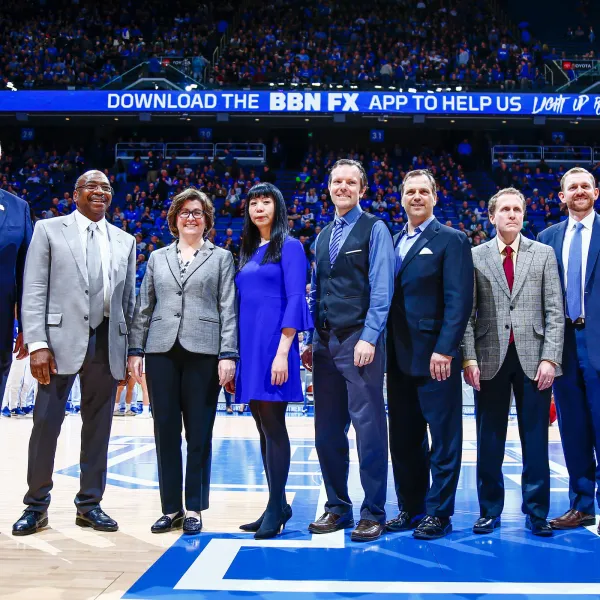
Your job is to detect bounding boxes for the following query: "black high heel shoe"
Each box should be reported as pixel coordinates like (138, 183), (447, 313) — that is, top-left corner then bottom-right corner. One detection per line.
(254, 505), (293, 540)
(240, 504), (292, 532)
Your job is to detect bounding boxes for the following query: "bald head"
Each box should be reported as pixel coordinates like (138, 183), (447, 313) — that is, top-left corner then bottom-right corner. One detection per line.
(75, 170), (108, 190)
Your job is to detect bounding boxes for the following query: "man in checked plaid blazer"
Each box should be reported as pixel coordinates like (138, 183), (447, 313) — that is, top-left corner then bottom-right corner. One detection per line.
(462, 187), (564, 537)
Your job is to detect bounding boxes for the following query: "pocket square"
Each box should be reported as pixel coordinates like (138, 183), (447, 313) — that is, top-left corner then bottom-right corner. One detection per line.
(419, 247), (433, 255)
(0, 205), (4, 211)
(345, 249), (362, 254)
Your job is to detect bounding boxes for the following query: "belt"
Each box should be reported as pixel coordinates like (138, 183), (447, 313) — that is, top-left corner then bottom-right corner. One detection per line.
(566, 317), (585, 328)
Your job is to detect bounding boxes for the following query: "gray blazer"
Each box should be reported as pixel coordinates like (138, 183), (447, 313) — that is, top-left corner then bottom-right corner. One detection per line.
(462, 235), (564, 381)
(129, 241), (238, 357)
(22, 212), (137, 380)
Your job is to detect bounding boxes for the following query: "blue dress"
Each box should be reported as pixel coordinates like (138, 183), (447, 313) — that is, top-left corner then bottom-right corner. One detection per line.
(235, 237), (313, 403)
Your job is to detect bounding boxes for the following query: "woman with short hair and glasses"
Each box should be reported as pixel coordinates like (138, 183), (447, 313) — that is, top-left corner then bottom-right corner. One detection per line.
(128, 188), (238, 534)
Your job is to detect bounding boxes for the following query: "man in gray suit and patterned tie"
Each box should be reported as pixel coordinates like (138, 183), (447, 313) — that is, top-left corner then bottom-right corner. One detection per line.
(462, 187), (564, 537)
(12, 170), (136, 536)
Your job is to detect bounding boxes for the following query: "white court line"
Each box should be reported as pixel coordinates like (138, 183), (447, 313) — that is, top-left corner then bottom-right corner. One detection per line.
(53, 525), (116, 548)
(2, 534), (61, 556)
(106, 443), (156, 468)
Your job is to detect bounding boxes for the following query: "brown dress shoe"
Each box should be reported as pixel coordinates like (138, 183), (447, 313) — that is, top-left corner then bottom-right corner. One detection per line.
(350, 519), (385, 542)
(308, 511), (354, 534)
(549, 509), (596, 530)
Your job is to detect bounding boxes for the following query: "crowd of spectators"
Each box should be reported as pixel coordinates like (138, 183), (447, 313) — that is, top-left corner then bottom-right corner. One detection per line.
(4, 137), (597, 294)
(0, 0), (231, 89)
(211, 0), (547, 90)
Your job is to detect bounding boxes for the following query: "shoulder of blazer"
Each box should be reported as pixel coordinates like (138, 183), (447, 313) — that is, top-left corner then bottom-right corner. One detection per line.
(107, 221), (135, 245)
(538, 219), (566, 242)
(0, 188), (29, 211)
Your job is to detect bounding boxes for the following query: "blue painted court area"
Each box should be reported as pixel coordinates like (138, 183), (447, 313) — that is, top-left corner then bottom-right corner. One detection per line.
(58, 435), (600, 599)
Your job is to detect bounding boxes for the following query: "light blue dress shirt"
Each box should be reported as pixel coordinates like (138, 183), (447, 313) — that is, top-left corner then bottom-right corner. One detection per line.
(395, 215), (436, 275)
(306, 204), (395, 345)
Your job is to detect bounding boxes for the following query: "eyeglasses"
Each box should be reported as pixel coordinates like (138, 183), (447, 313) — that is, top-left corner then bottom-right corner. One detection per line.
(76, 183), (114, 195)
(179, 210), (205, 219)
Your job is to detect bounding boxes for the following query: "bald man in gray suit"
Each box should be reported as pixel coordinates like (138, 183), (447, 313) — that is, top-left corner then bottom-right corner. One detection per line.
(12, 170), (136, 536)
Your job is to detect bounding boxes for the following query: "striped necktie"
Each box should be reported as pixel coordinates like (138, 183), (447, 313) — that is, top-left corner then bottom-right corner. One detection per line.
(329, 218), (345, 264)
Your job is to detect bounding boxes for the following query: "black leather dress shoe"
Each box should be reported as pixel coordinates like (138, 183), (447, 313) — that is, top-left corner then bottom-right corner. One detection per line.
(413, 515), (452, 540)
(351, 519), (385, 542)
(183, 515), (202, 534)
(473, 516), (501, 534)
(386, 511), (424, 532)
(308, 511), (354, 534)
(151, 510), (185, 534)
(12, 510), (48, 536)
(525, 515), (553, 537)
(76, 508), (118, 532)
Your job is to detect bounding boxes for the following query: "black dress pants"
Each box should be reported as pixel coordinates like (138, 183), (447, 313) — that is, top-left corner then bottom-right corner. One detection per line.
(24, 319), (117, 514)
(145, 341), (220, 514)
(475, 344), (551, 520)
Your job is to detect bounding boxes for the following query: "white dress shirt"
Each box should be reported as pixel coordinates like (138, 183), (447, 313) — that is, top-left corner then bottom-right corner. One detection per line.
(29, 211), (112, 353)
(562, 209), (595, 318)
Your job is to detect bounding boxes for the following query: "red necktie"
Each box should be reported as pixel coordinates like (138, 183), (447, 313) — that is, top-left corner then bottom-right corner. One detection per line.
(503, 246), (514, 344)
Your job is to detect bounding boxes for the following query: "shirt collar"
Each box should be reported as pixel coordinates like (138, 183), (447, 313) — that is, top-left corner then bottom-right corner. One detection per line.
(568, 210), (596, 232)
(335, 204), (362, 226)
(402, 214), (435, 237)
(496, 234), (520, 255)
(74, 209), (107, 235)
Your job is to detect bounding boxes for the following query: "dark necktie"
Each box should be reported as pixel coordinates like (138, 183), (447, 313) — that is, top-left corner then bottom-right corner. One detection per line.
(567, 222), (584, 320)
(503, 246), (514, 344)
(329, 219), (345, 264)
(87, 223), (104, 329)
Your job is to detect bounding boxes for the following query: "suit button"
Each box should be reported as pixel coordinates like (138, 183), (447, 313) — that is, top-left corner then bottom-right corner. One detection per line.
(510, 305), (514, 310)
(85, 290), (89, 295)
(505, 324), (509, 329)
(326, 292), (330, 296)
(328, 276), (332, 280)
(324, 307), (328, 312)
(177, 291), (182, 296)
(84, 315), (89, 321)
(175, 313), (181, 318)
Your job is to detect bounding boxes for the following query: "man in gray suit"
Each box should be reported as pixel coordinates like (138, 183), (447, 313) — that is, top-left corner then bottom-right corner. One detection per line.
(12, 170), (136, 536)
(462, 187), (564, 537)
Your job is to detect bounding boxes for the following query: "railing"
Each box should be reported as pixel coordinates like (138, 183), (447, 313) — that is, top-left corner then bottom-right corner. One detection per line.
(492, 145), (595, 165)
(114, 142), (267, 164)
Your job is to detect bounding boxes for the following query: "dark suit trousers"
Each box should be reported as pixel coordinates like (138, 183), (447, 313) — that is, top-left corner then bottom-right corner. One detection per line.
(553, 323), (600, 514)
(313, 328), (388, 523)
(24, 319), (117, 514)
(387, 362), (463, 517)
(0, 350), (11, 405)
(145, 341), (220, 514)
(475, 344), (551, 520)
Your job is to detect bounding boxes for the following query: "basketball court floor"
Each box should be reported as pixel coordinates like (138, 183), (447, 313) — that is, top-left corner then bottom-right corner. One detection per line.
(1, 411), (599, 600)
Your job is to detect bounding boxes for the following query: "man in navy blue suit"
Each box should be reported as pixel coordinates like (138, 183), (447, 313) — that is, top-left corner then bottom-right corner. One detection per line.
(386, 169), (474, 540)
(538, 167), (600, 535)
(0, 143), (33, 401)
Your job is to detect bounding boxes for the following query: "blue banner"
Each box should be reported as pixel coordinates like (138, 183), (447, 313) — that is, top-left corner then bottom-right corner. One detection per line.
(1, 91), (600, 116)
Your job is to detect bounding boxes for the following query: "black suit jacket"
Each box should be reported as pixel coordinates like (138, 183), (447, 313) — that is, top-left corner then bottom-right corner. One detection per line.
(387, 218), (474, 377)
(0, 189), (33, 351)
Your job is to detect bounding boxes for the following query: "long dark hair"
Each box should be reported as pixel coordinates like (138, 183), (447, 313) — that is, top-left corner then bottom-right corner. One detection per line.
(239, 182), (289, 268)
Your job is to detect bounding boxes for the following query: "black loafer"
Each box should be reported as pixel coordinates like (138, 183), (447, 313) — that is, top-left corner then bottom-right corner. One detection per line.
(12, 510), (49, 536)
(386, 511), (424, 532)
(525, 515), (553, 537)
(473, 516), (501, 534)
(308, 511), (354, 534)
(413, 515), (452, 540)
(151, 510), (185, 534)
(351, 519), (385, 542)
(76, 508), (118, 532)
(183, 515), (202, 534)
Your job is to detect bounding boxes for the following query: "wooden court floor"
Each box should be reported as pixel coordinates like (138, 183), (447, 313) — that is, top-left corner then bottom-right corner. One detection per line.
(0, 414), (565, 600)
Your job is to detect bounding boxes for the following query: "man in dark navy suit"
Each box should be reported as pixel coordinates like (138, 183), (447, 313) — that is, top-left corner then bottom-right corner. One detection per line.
(538, 167), (600, 535)
(0, 143), (33, 401)
(386, 169), (474, 540)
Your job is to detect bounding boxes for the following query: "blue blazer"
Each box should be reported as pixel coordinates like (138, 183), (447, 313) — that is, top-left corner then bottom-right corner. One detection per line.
(0, 189), (33, 351)
(387, 218), (474, 377)
(537, 213), (600, 371)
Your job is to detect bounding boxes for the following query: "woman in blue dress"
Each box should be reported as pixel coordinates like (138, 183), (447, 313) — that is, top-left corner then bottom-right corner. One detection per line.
(226, 182), (313, 540)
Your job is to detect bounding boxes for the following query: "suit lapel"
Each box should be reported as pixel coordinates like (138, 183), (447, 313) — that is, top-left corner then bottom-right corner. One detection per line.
(0, 191), (8, 235)
(62, 213), (88, 284)
(166, 243), (183, 289)
(554, 219), (568, 281)
(485, 240), (511, 299)
(399, 219), (440, 274)
(393, 231), (402, 249)
(511, 236), (534, 299)
(585, 214), (600, 289)
(181, 240), (214, 285)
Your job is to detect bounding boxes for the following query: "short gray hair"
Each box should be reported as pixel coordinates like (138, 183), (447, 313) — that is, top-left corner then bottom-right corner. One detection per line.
(488, 187), (526, 217)
(400, 169), (437, 196)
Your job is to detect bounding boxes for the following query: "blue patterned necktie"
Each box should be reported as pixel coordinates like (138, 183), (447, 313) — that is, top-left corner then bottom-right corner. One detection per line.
(567, 222), (584, 320)
(329, 218), (345, 264)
